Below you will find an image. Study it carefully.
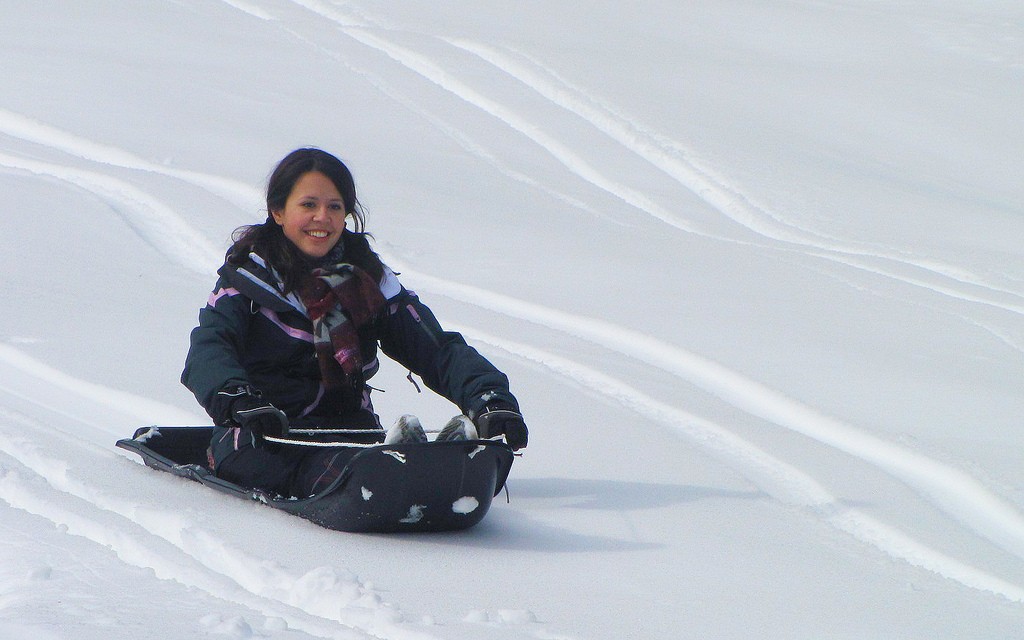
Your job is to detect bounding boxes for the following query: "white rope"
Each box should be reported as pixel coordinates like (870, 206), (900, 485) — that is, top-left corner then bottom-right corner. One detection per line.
(264, 436), (383, 448)
(263, 434), (507, 448)
(285, 428), (384, 435)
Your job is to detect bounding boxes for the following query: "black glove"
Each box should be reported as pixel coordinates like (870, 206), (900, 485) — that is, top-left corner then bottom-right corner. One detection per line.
(473, 403), (528, 451)
(214, 384), (288, 438)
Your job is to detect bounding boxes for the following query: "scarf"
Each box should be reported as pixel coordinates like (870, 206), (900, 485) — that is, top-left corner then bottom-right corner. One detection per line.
(299, 262), (385, 392)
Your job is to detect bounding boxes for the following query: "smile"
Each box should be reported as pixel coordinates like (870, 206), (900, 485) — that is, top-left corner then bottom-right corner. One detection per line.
(305, 230), (331, 238)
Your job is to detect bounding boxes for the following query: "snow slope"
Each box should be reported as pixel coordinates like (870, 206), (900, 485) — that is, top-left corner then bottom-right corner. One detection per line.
(2, 1), (1023, 638)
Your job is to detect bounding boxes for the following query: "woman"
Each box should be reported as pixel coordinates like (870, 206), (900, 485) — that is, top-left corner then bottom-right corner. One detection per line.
(181, 148), (527, 498)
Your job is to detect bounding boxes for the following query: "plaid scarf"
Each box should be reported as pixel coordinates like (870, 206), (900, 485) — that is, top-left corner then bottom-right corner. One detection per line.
(300, 263), (385, 392)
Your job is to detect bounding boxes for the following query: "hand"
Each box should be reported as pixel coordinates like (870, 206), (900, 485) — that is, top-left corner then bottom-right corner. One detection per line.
(474, 404), (528, 451)
(216, 385), (289, 438)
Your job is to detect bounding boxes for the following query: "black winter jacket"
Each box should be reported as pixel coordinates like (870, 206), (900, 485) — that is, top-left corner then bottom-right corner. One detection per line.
(181, 237), (517, 439)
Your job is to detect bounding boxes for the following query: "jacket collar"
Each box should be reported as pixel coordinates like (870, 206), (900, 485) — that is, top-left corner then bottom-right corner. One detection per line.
(219, 252), (306, 314)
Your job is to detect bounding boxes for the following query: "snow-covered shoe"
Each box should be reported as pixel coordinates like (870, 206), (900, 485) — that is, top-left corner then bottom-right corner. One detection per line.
(385, 414), (427, 444)
(436, 415), (478, 442)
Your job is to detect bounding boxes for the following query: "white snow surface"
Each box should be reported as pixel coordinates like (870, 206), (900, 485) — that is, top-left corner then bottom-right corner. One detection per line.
(1, 1), (1023, 638)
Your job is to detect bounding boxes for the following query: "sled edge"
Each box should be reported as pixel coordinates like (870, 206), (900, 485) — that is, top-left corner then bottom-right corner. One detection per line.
(115, 427), (516, 532)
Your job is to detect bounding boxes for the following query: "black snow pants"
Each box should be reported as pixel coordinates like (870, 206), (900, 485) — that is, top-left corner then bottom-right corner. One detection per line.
(209, 426), (363, 498)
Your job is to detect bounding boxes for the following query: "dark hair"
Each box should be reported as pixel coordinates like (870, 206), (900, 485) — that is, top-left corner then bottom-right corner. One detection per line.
(265, 148), (366, 230)
(227, 148), (382, 292)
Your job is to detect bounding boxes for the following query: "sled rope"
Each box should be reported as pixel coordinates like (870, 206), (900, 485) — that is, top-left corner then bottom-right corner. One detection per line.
(264, 436), (383, 448)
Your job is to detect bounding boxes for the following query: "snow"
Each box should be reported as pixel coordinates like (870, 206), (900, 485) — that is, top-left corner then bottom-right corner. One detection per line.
(451, 497), (479, 515)
(1, 0), (1023, 638)
(400, 506), (426, 525)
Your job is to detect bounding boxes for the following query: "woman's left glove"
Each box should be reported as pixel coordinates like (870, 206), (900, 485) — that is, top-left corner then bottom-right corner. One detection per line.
(473, 403), (528, 451)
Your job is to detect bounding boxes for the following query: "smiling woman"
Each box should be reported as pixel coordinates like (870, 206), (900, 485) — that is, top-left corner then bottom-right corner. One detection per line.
(179, 148), (529, 499)
(227, 148), (370, 294)
(271, 171), (347, 259)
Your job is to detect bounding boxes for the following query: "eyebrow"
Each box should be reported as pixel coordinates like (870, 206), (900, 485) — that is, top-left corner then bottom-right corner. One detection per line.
(298, 194), (344, 202)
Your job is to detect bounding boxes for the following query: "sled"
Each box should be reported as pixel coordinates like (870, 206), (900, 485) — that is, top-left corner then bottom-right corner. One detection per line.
(115, 426), (515, 533)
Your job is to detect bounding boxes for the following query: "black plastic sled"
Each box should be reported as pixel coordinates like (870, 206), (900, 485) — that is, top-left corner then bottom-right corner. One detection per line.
(115, 426), (515, 533)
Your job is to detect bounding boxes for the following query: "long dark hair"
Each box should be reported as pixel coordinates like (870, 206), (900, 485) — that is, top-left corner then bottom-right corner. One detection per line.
(227, 148), (383, 292)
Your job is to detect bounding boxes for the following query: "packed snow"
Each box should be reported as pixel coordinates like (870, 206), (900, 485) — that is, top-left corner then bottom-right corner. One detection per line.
(2, 1), (1023, 638)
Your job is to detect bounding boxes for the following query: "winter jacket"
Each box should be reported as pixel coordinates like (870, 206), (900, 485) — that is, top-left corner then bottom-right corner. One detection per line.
(181, 234), (518, 440)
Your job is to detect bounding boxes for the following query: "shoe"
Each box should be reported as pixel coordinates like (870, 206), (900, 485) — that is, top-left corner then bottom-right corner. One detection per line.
(384, 414), (427, 444)
(436, 415), (479, 442)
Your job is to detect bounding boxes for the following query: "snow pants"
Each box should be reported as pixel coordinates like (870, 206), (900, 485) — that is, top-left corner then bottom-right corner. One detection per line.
(209, 426), (361, 498)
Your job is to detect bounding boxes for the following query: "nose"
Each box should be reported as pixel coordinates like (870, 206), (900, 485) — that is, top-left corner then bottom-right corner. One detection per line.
(312, 204), (330, 221)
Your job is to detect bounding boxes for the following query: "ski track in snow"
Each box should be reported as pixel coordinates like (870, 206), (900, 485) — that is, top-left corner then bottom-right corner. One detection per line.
(0, 344), (202, 428)
(245, 4), (619, 233)
(448, 322), (1024, 602)
(4, 78), (1022, 608)
(7, 301), (1024, 607)
(0, 150), (221, 275)
(218, 0), (275, 21)
(0, 106), (263, 212)
(442, 39), (1024, 289)
(277, 26), (619, 228)
(2, 1), (1021, 627)
(391, 261), (1024, 576)
(0, 106), (263, 275)
(0, 456), (408, 640)
(255, 6), (1024, 581)
(280, 0), (706, 236)
(0, 351), (439, 640)
(436, 36), (1024, 311)
(266, 1), (1024, 319)
(4, 0), (1018, 320)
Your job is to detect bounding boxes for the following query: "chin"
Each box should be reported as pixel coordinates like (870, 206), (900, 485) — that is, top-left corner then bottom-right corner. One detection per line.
(303, 240), (340, 259)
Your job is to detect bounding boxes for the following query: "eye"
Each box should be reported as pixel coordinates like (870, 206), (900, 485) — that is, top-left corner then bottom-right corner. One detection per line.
(301, 201), (316, 208)
(329, 203), (344, 211)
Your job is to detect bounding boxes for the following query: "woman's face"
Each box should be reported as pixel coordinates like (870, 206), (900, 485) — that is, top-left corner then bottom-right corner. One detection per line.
(272, 171), (346, 259)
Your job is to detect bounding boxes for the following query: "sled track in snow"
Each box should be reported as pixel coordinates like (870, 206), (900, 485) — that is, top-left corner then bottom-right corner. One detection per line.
(0, 450), (400, 640)
(0, 349), (441, 640)
(5, 73), (1023, 606)
(437, 38), (1024, 314)
(442, 39), (1024, 297)
(268, 22), (619, 227)
(0, 344), (201, 429)
(5, 5), (1021, 335)
(402, 266), (1024, 560)
(449, 322), (1024, 602)
(389, 263), (1024, 599)
(0, 107), (262, 212)
(6, 3), (1015, 318)
(3, 0), (1021, 611)
(264, 0), (1024, 319)
(0, 150), (221, 275)
(9, 2), (1024, 318)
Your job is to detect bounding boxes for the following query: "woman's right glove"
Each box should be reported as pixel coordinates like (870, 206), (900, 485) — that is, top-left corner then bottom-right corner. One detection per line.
(473, 403), (528, 451)
(212, 384), (289, 438)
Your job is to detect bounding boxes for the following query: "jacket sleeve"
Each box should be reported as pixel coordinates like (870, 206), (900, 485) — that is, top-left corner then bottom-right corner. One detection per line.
(180, 282), (253, 420)
(378, 287), (518, 418)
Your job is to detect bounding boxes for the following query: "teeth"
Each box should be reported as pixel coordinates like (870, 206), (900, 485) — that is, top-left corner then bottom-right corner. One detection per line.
(306, 230), (329, 238)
